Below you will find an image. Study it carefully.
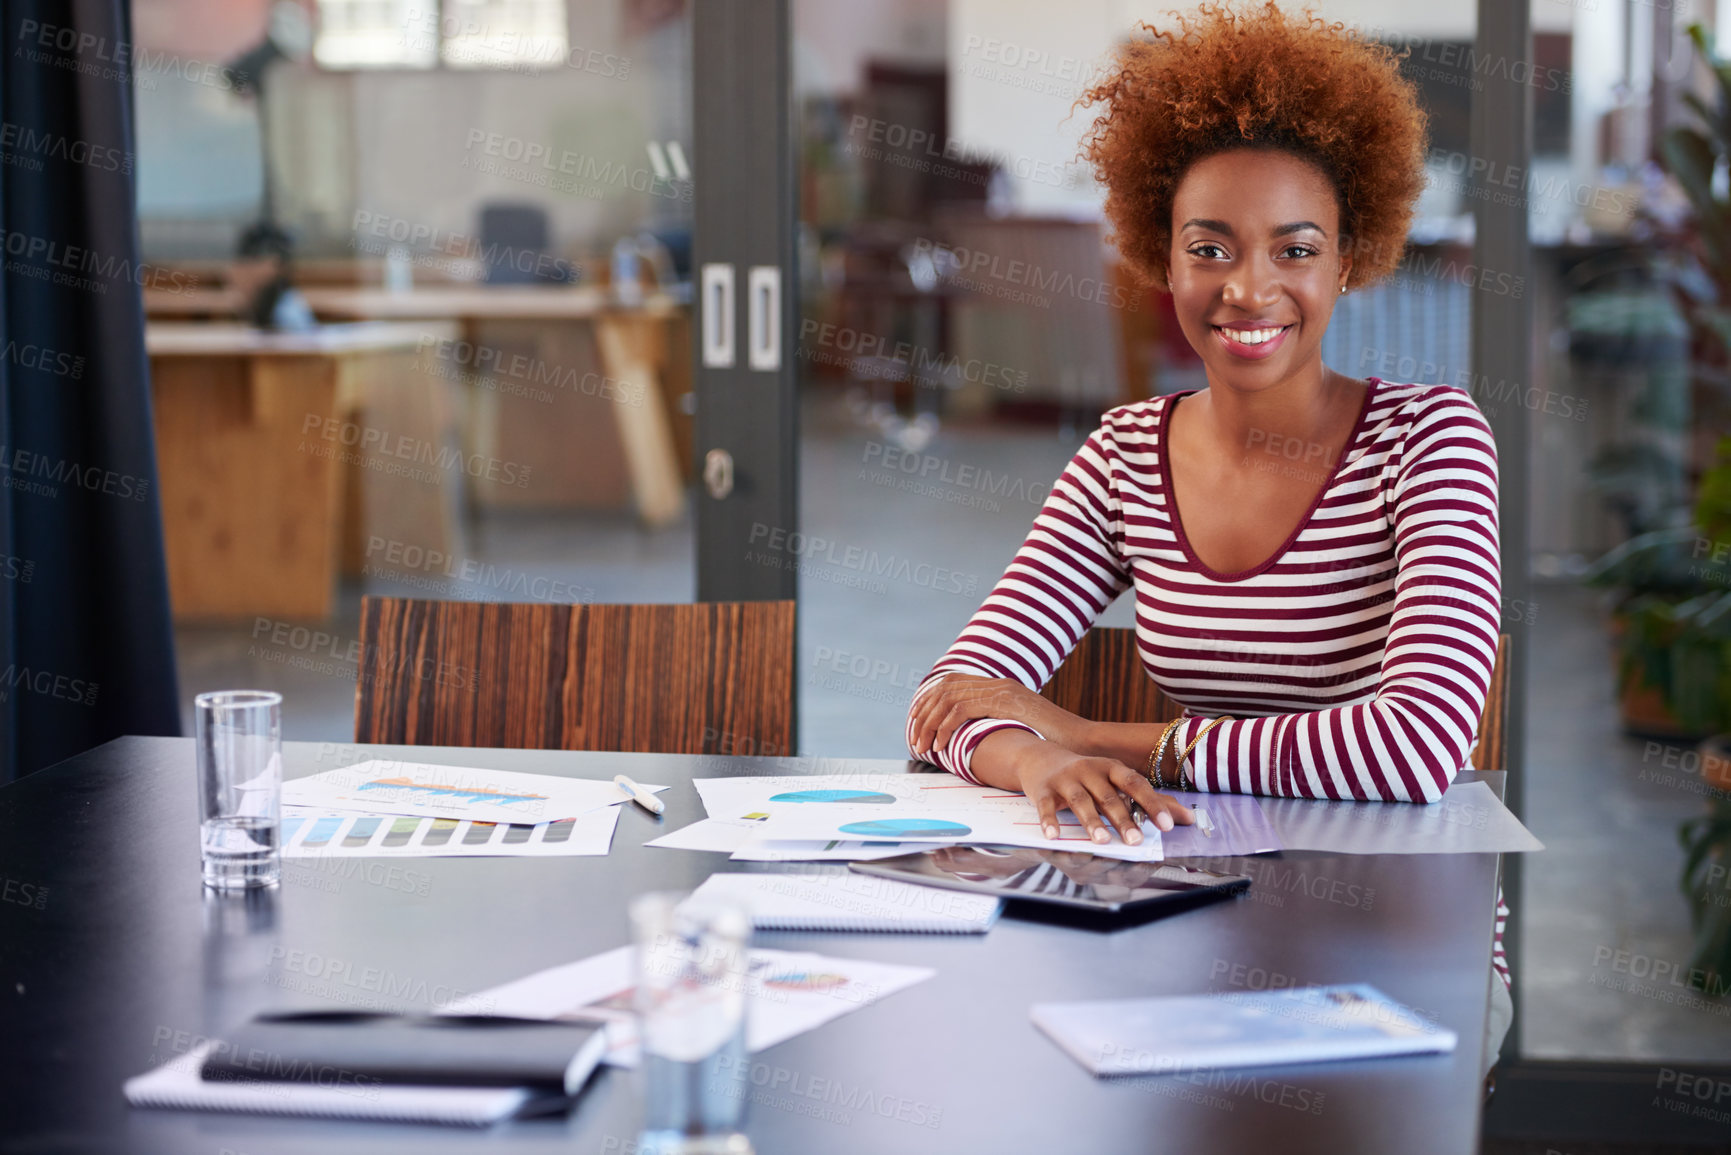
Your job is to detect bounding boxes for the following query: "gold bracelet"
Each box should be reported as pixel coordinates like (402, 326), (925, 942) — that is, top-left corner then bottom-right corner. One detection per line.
(1147, 717), (1184, 790)
(1176, 716), (1230, 791)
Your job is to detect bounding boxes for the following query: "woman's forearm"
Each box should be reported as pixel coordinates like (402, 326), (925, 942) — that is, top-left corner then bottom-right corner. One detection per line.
(974, 720), (1182, 793)
(967, 728), (1045, 792)
(1074, 719), (1183, 783)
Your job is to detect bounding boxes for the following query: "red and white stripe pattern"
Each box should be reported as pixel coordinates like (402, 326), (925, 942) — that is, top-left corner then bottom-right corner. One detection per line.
(907, 379), (1502, 801)
(906, 380), (1508, 985)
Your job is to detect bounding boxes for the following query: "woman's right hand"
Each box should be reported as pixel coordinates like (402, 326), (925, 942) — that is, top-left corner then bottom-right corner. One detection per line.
(1013, 740), (1192, 846)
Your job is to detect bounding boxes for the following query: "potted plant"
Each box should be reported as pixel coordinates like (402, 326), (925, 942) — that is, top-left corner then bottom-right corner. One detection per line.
(1587, 20), (1731, 740)
(1652, 22), (1731, 990)
(1583, 473), (1731, 741)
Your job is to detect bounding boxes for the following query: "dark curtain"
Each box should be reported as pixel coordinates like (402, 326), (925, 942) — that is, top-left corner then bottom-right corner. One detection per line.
(0, 0), (180, 782)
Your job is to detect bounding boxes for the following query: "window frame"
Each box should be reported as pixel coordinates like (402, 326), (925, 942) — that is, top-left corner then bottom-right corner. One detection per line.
(310, 0), (572, 74)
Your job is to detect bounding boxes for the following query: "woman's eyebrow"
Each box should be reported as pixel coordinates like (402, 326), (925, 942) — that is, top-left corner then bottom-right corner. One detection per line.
(1179, 218), (1327, 237)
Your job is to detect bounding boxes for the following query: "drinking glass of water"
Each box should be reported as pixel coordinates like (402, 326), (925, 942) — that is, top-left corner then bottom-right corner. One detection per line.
(631, 891), (754, 1155)
(195, 690), (283, 889)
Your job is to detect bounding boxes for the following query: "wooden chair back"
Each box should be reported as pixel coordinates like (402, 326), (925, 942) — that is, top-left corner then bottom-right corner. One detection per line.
(353, 597), (796, 755)
(1039, 629), (1512, 772)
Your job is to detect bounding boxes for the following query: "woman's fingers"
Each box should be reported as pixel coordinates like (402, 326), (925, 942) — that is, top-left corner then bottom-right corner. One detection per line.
(1108, 763), (1159, 811)
(932, 703), (968, 752)
(1082, 770), (1143, 845)
(1103, 763), (1194, 829)
(912, 678), (988, 753)
(1031, 788), (1062, 841)
(1059, 783), (1110, 844)
(914, 691), (962, 753)
(1148, 791), (1194, 829)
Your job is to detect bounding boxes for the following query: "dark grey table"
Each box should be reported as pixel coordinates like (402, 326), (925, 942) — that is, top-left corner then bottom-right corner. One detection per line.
(0, 738), (1502, 1154)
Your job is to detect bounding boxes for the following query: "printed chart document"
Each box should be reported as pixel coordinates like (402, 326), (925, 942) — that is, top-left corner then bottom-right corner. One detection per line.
(283, 761), (665, 825)
(280, 807), (622, 858)
(643, 816), (912, 862)
(694, 774), (1180, 863)
(689, 871), (1001, 933)
(444, 946), (933, 1067)
(749, 799), (1166, 862)
(1032, 984), (1457, 1076)
(1257, 781), (1543, 854)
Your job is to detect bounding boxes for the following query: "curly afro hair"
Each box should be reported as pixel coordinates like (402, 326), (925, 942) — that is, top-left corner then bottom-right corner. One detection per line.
(1075, 2), (1429, 291)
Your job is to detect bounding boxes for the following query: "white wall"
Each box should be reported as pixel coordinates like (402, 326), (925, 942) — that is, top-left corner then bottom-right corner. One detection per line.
(948, 0), (1581, 219)
(793, 0), (945, 97)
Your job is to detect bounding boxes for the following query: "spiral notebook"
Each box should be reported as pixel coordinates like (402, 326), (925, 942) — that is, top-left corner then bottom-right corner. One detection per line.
(124, 1044), (564, 1126)
(1032, 984), (1457, 1077)
(689, 871), (1001, 933)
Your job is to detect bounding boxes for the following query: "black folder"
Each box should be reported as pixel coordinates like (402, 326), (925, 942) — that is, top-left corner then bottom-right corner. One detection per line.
(199, 1012), (609, 1096)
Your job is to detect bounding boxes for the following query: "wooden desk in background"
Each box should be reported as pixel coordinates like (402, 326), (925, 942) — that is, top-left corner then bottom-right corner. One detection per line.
(298, 286), (690, 529)
(146, 322), (465, 621)
(145, 285), (692, 528)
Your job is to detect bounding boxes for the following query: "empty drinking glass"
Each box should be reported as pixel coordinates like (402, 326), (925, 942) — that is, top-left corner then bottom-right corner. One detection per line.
(195, 690), (283, 889)
(631, 891), (754, 1155)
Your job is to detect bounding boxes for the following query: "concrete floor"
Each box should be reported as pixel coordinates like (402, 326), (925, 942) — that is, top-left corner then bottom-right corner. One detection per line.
(174, 396), (1729, 1064)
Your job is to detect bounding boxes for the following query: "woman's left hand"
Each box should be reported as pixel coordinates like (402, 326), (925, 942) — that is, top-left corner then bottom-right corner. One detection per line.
(910, 674), (1092, 758)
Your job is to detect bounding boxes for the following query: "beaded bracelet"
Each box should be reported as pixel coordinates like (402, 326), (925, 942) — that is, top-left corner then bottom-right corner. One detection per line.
(1147, 716), (1185, 790)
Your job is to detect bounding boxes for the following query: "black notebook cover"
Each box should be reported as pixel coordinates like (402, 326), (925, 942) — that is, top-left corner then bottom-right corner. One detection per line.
(199, 1012), (608, 1096)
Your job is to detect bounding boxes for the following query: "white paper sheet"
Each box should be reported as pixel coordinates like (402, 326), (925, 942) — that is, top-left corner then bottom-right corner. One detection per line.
(697, 773), (1164, 860)
(1154, 792), (1284, 859)
(729, 840), (917, 863)
(692, 773), (1009, 816)
(643, 816), (764, 853)
(123, 1043), (538, 1125)
(279, 806), (621, 857)
(282, 760), (664, 824)
(749, 801), (1164, 862)
(1256, 780), (1542, 854)
(443, 946), (933, 1067)
(643, 817), (912, 862)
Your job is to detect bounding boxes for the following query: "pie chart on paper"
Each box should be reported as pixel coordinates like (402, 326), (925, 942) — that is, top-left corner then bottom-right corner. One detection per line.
(769, 789), (898, 805)
(837, 818), (973, 838)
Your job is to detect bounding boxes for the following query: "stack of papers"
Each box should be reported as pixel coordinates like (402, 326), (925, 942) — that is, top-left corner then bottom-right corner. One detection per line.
(278, 762), (666, 858)
(646, 774), (1282, 863)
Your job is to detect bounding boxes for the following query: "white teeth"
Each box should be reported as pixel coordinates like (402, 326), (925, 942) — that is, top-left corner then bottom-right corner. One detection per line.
(1219, 326), (1285, 346)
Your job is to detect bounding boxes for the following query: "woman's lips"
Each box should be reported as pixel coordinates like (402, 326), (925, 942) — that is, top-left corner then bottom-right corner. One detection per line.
(1213, 324), (1293, 360)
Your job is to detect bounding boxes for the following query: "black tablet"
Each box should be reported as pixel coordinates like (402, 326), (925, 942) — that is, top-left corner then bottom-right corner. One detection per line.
(848, 845), (1251, 916)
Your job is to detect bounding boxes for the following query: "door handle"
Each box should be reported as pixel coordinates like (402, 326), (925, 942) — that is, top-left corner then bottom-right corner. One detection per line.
(701, 263), (735, 368)
(747, 265), (780, 371)
(703, 448), (734, 499)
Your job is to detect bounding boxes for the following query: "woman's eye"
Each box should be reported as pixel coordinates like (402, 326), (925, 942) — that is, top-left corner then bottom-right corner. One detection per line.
(1282, 245), (1319, 259)
(1189, 244), (1226, 259)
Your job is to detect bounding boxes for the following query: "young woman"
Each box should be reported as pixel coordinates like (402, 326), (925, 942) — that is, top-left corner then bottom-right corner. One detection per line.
(902, 2), (1509, 1052)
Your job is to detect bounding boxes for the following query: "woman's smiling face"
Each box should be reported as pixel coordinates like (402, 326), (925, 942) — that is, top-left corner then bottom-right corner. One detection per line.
(1167, 148), (1353, 393)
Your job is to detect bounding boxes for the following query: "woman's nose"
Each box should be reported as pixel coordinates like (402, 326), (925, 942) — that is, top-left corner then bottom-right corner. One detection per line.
(1221, 256), (1281, 309)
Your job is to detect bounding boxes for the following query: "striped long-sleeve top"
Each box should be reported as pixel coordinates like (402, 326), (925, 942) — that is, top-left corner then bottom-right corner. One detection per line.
(905, 378), (1507, 981)
(908, 377), (1501, 794)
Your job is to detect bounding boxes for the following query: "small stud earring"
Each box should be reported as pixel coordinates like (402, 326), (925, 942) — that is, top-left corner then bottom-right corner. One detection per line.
(1338, 285), (1346, 294)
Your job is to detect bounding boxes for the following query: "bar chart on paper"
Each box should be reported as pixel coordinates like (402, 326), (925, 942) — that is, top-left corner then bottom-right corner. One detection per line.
(279, 807), (622, 857)
(282, 761), (665, 824)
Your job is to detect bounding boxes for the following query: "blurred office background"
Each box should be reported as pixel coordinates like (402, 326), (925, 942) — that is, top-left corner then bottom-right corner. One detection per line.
(131, 0), (1729, 1107)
